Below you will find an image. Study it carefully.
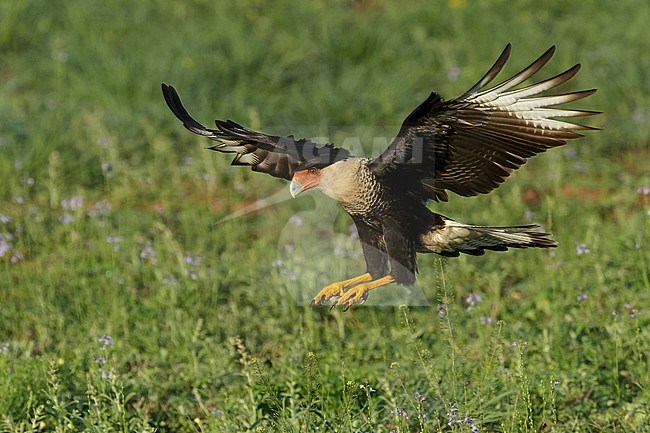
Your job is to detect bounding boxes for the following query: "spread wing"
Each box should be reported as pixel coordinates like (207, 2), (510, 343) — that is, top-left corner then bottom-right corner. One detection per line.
(162, 84), (351, 180)
(369, 44), (599, 202)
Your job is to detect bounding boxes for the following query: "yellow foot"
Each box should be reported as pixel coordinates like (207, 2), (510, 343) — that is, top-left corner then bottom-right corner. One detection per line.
(332, 275), (395, 311)
(310, 273), (372, 307)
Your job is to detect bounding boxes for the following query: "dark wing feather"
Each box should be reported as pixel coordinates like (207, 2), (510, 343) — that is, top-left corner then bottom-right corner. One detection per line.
(162, 84), (351, 180)
(370, 44), (599, 202)
(352, 216), (389, 279)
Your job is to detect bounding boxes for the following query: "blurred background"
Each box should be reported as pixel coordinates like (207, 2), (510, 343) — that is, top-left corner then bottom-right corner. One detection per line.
(0, 0), (648, 431)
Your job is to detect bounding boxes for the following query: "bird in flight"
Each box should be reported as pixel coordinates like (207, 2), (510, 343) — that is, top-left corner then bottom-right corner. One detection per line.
(162, 44), (597, 310)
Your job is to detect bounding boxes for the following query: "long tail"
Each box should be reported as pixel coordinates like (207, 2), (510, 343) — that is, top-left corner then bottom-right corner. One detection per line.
(421, 218), (557, 257)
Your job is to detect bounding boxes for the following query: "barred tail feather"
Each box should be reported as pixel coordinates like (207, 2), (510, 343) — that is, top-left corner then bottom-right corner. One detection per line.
(421, 218), (557, 257)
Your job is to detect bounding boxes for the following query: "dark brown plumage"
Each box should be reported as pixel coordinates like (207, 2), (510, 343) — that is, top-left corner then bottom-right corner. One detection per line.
(162, 44), (598, 310)
(161, 86), (351, 180)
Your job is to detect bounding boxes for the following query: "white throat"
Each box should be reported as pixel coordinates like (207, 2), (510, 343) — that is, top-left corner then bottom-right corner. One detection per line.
(317, 158), (366, 206)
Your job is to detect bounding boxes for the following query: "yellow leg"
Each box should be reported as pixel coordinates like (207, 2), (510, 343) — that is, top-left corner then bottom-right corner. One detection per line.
(310, 273), (373, 307)
(333, 275), (395, 311)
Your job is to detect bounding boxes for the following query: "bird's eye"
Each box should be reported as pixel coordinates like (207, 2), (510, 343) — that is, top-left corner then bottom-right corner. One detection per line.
(308, 167), (318, 174)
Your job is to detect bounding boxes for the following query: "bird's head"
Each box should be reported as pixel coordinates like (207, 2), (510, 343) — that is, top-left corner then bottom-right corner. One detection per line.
(290, 165), (323, 198)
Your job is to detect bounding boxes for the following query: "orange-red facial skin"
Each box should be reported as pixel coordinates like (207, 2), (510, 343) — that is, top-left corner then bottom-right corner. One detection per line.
(292, 168), (321, 192)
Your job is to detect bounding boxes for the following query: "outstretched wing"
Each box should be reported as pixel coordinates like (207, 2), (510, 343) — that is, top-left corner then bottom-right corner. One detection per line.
(370, 44), (599, 202)
(162, 84), (351, 180)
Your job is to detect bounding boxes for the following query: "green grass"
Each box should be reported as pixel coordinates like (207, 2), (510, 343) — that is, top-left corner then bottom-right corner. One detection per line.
(1, 0), (649, 431)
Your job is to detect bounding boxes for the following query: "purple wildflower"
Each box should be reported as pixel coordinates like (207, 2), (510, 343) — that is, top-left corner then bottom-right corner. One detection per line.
(465, 292), (483, 311)
(1, 342), (8, 355)
(577, 288), (588, 302)
(19, 176), (34, 186)
(162, 274), (178, 285)
(58, 214), (74, 224)
(436, 303), (449, 318)
(447, 403), (479, 432)
(140, 245), (156, 260)
(0, 214), (10, 224)
(576, 243), (590, 256)
(101, 161), (113, 176)
(98, 335), (113, 350)
(0, 233), (20, 262)
(87, 200), (112, 217)
(0, 237), (11, 258)
(184, 254), (201, 266)
(10, 251), (23, 263)
(391, 407), (409, 421)
(184, 269), (198, 280)
(447, 403), (458, 425)
(107, 236), (122, 252)
(61, 196), (84, 211)
(624, 303), (640, 318)
(480, 316), (494, 325)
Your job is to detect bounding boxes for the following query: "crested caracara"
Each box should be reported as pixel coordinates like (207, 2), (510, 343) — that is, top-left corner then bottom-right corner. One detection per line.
(162, 44), (598, 310)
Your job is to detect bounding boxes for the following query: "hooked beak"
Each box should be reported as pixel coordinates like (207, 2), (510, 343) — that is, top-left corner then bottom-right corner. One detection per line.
(289, 179), (305, 198)
(290, 170), (321, 198)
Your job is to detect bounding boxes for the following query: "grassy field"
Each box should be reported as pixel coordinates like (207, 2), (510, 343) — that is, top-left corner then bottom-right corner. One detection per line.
(1, 0), (649, 431)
